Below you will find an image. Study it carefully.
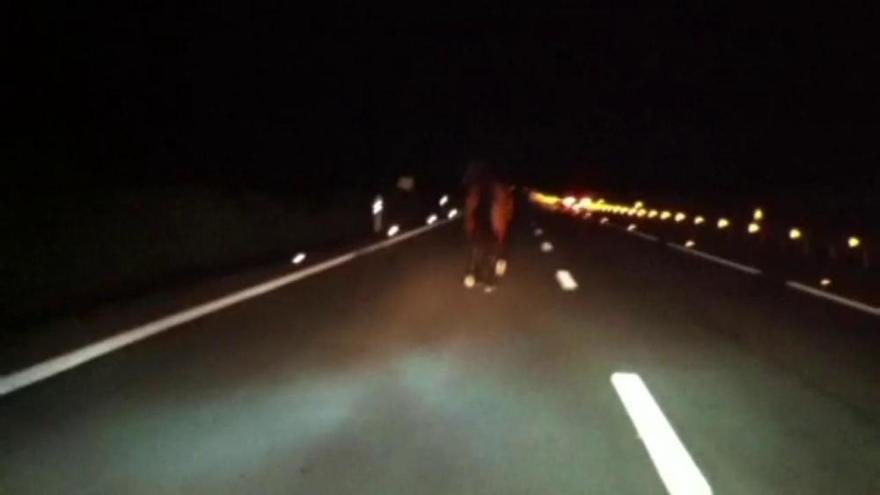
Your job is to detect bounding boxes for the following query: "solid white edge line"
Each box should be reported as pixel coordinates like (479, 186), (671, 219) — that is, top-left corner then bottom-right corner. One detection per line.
(555, 270), (578, 291)
(785, 281), (880, 317)
(667, 243), (762, 275)
(611, 372), (713, 495)
(596, 217), (876, 318)
(626, 229), (659, 242)
(0, 219), (456, 397)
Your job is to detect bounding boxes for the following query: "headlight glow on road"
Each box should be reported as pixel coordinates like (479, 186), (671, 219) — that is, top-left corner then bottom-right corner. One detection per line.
(291, 253), (306, 264)
(600, 217), (609, 224)
(611, 372), (713, 495)
(387, 225), (400, 237)
(541, 241), (554, 253)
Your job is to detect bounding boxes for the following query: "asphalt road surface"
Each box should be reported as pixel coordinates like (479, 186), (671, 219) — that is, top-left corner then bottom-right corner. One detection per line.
(2, 209), (879, 494)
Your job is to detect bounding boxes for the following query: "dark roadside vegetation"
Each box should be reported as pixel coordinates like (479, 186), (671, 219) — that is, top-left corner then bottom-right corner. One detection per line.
(0, 178), (451, 332)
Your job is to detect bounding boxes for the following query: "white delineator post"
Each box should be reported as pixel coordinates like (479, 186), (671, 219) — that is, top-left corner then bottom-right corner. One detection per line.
(372, 195), (383, 233)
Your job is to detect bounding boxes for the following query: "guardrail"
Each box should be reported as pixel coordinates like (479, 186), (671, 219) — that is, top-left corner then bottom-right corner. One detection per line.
(528, 190), (878, 308)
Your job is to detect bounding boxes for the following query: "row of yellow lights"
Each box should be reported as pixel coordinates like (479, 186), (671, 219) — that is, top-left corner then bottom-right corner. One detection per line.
(532, 191), (864, 289)
(530, 192), (864, 249)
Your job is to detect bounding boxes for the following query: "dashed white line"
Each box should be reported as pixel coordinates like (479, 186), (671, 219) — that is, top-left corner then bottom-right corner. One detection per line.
(667, 243), (761, 275)
(541, 241), (554, 253)
(0, 219), (455, 397)
(534, 228), (544, 236)
(611, 372), (713, 495)
(555, 270), (578, 291)
(785, 281), (879, 317)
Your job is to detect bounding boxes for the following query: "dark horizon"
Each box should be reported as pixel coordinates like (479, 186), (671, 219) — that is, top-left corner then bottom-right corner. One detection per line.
(8, 6), (880, 198)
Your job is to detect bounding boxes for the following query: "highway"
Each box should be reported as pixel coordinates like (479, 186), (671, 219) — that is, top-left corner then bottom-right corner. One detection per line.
(2, 208), (879, 494)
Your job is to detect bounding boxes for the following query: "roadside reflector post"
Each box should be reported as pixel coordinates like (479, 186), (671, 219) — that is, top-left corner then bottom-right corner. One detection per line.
(788, 227), (811, 257)
(826, 244), (838, 262)
(753, 208), (764, 221)
(396, 176), (415, 191)
(372, 195), (384, 234)
(846, 236), (869, 268)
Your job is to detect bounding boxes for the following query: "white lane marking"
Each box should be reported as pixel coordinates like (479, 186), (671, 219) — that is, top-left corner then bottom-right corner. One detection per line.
(540, 241), (554, 253)
(291, 252), (306, 264)
(555, 270), (578, 291)
(0, 219), (455, 397)
(667, 243), (761, 275)
(611, 372), (713, 495)
(534, 228), (544, 236)
(785, 281), (880, 317)
(627, 229), (659, 242)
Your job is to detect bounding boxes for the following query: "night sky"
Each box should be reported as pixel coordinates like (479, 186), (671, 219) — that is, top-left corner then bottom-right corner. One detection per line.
(9, 6), (880, 199)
